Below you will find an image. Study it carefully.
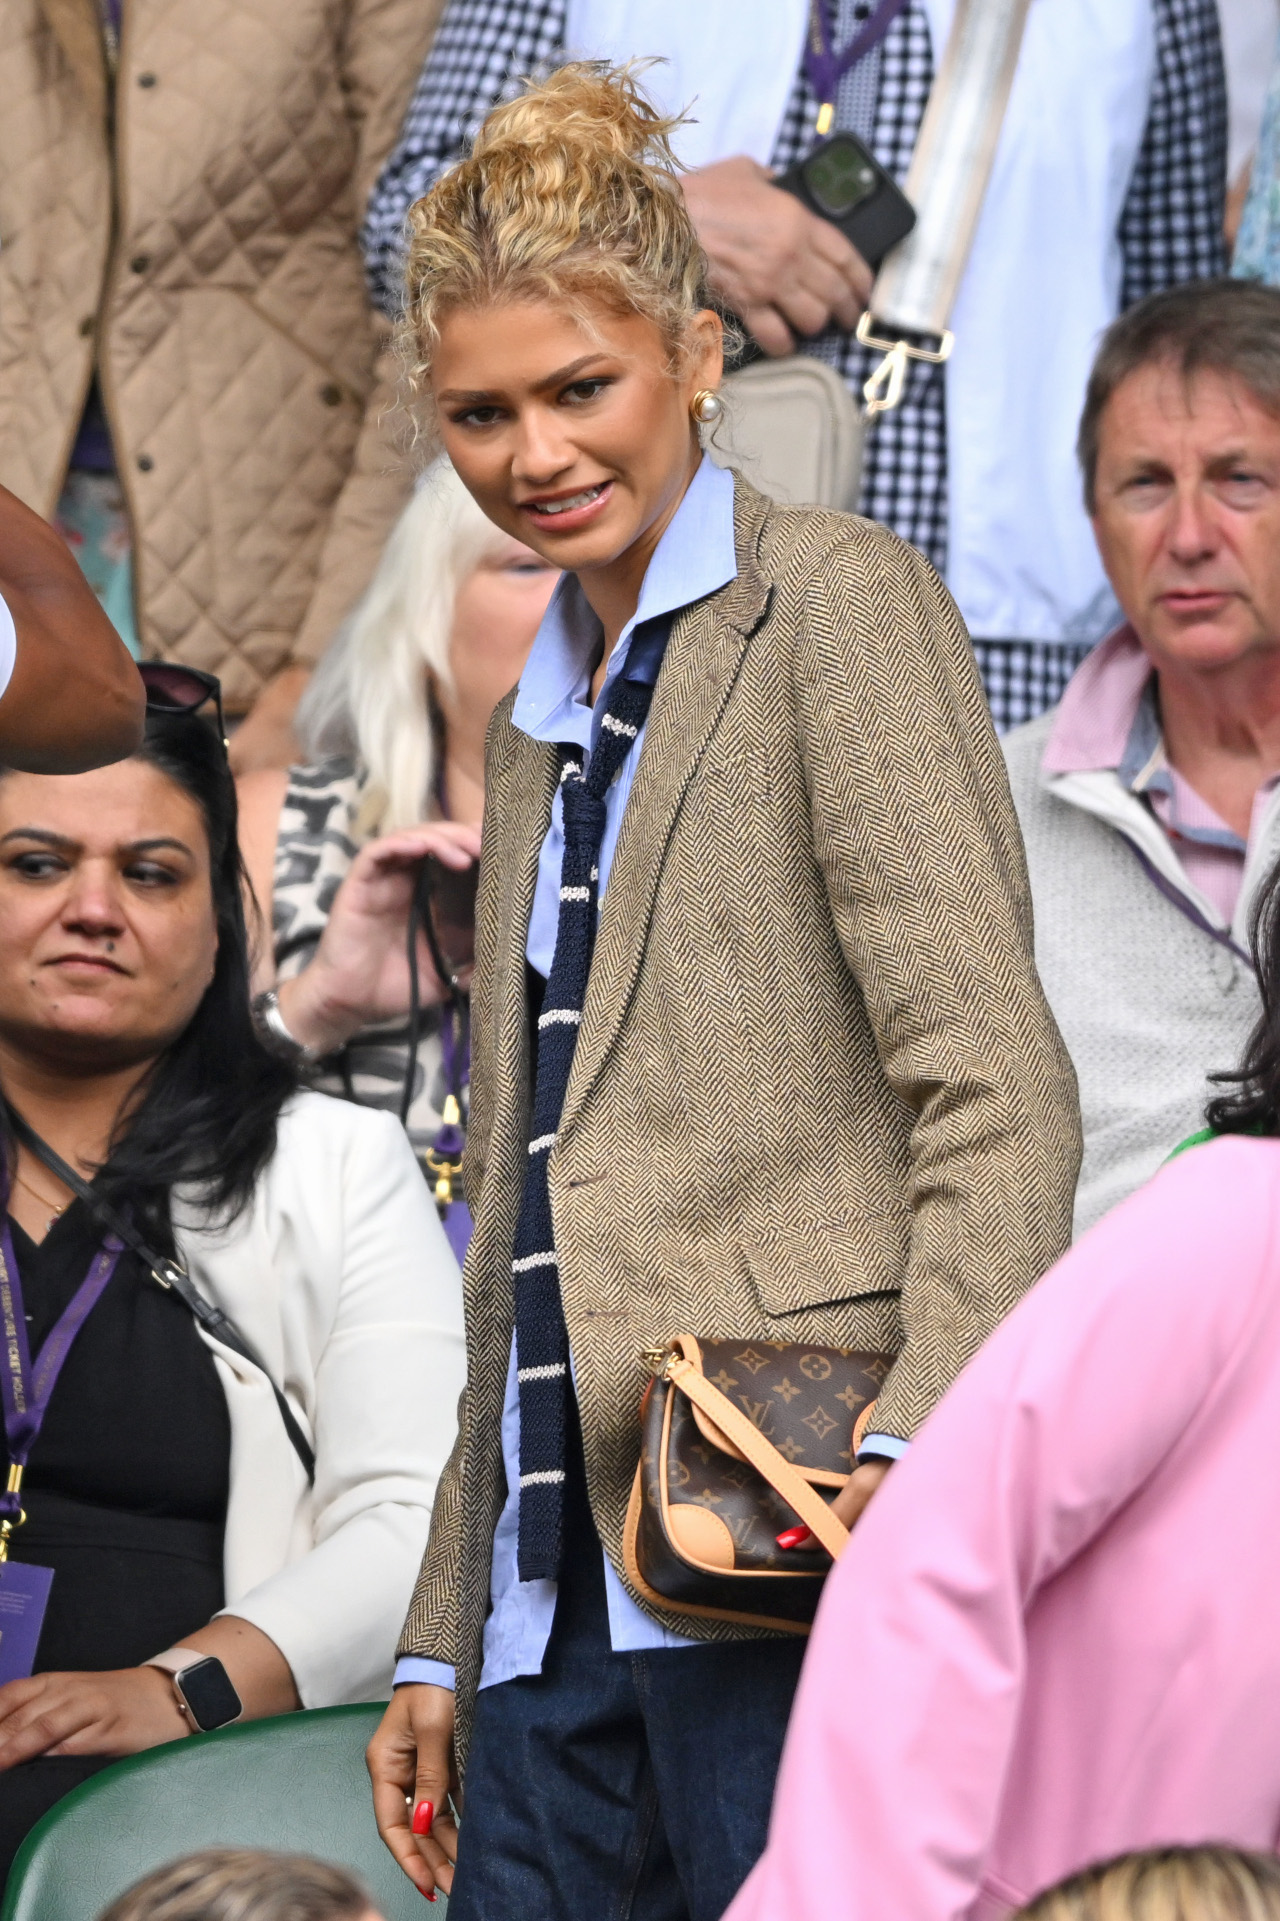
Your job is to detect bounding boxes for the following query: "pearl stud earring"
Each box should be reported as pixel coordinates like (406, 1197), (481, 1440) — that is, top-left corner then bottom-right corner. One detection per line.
(691, 388), (724, 425)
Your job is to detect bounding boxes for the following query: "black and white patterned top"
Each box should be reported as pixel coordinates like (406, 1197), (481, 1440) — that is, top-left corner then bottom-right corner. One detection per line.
(272, 759), (462, 1167)
(361, 0), (1226, 726)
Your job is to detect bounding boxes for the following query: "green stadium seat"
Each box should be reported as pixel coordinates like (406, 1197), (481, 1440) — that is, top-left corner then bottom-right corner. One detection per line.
(0, 1704), (441, 1921)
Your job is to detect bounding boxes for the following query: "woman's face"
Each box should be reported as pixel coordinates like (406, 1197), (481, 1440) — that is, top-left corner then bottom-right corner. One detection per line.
(0, 758), (219, 1075)
(431, 298), (723, 584)
(444, 537), (559, 727)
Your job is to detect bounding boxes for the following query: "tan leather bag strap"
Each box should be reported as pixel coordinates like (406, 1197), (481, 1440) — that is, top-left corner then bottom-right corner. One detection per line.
(668, 1357), (850, 1561)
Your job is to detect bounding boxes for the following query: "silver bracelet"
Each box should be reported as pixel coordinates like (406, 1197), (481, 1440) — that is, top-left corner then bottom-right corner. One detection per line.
(252, 987), (324, 1065)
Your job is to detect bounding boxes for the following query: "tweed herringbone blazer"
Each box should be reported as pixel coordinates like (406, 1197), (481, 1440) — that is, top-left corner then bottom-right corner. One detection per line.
(399, 479), (1081, 1769)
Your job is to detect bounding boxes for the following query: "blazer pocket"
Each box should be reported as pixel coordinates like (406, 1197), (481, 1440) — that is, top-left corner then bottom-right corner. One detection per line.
(744, 1208), (910, 1318)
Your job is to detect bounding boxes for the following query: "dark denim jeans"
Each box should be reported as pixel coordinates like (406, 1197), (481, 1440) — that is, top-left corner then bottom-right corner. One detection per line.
(447, 1449), (805, 1921)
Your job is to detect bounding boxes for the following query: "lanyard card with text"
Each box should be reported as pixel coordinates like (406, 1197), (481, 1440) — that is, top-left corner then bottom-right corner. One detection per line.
(0, 1562), (53, 1684)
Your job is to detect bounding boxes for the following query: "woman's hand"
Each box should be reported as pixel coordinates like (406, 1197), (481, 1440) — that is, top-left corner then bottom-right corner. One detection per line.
(829, 1458), (892, 1532)
(277, 823), (481, 1058)
(0, 1617), (298, 1769)
(780, 1460), (894, 1554)
(367, 1683), (459, 1902)
(0, 1666), (188, 1769)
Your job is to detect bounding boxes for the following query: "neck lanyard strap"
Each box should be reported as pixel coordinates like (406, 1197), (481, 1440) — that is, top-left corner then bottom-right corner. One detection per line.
(3, 1106), (315, 1485)
(806, 0), (911, 127)
(0, 1158), (124, 1526)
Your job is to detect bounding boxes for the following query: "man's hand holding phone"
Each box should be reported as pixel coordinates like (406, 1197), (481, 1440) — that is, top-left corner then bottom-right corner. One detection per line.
(684, 156), (874, 357)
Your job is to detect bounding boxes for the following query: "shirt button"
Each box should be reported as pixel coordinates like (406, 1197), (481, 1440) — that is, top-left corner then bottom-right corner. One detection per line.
(319, 383), (343, 407)
(137, 71), (157, 87)
(137, 455), (154, 472)
(78, 315), (95, 337)
(130, 254), (151, 275)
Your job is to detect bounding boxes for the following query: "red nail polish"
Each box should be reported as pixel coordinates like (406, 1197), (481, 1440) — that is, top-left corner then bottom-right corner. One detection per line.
(423, 1891), (436, 1904)
(776, 1525), (813, 1550)
(412, 1799), (434, 1835)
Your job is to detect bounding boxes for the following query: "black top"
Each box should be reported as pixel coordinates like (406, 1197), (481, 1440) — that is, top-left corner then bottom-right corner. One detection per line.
(5, 1198), (231, 1672)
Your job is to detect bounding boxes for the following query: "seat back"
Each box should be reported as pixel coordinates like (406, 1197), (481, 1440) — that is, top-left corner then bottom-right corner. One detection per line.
(0, 1705), (439, 1921)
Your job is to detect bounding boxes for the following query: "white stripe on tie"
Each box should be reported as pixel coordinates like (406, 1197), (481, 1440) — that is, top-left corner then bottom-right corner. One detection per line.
(601, 714), (638, 739)
(520, 1469), (566, 1486)
(512, 1251), (558, 1273)
(518, 1363), (567, 1382)
(559, 885), (591, 902)
(538, 1009), (581, 1029)
(527, 1133), (557, 1156)
(560, 762), (582, 784)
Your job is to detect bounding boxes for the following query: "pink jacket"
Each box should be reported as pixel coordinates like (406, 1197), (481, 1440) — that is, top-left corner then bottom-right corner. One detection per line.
(727, 1137), (1280, 1921)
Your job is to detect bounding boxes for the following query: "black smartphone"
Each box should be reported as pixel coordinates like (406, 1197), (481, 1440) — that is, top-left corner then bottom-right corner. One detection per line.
(423, 854), (479, 978)
(775, 131), (916, 271)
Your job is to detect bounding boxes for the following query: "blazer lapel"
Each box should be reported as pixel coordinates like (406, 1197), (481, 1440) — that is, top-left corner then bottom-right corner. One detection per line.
(559, 499), (773, 1136)
(41, 0), (108, 122)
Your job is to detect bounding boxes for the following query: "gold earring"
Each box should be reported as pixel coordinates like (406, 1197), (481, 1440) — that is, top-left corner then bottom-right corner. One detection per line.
(691, 388), (724, 425)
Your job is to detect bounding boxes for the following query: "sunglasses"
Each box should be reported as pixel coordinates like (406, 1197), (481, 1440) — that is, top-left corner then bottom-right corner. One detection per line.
(138, 662), (227, 749)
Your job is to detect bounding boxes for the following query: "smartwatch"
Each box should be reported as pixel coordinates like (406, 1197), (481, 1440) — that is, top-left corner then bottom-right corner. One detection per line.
(146, 1647), (244, 1732)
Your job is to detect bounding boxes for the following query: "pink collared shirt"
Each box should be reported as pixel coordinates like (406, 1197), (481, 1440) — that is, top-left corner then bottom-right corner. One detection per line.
(1044, 626), (1277, 925)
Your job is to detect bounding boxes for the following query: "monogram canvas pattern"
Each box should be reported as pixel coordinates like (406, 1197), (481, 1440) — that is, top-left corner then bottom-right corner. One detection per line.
(397, 480), (1081, 1773)
(684, 1338), (890, 1482)
(628, 1338), (894, 1631)
(632, 1373), (831, 1629)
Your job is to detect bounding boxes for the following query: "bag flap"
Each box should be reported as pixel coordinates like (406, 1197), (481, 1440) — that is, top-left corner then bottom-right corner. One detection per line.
(675, 1335), (889, 1486)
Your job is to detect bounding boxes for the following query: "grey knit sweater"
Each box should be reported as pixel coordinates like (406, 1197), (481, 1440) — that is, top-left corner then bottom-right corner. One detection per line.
(1004, 711), (1279, 1236)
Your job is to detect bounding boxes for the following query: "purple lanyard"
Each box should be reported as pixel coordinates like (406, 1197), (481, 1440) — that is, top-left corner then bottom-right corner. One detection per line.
(0, 1165), (123, 1530)
(805, 0), (912, 131)
(431, 1007), (472, 1266)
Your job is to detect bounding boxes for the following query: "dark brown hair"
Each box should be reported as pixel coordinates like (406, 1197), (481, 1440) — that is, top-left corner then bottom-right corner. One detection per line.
(1077, 278), (1280, 513)
(1016, 1845), (1280, 1920)
(97, 1849), (372, 1921)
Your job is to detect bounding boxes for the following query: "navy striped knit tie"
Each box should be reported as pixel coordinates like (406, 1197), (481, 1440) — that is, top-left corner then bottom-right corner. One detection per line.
(513, 662), (662, 1581)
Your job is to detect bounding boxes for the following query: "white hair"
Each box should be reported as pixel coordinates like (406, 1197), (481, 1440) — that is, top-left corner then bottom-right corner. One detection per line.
(296, 458), (511, 831)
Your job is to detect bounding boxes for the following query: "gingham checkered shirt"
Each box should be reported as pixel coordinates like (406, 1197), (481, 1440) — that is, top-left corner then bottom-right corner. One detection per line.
(362, 0), (1226, 727)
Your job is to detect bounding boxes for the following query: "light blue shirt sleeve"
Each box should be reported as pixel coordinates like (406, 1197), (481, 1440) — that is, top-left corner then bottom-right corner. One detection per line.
(858, 1433), (910, 1462)
(394, 1657), (456, 1691)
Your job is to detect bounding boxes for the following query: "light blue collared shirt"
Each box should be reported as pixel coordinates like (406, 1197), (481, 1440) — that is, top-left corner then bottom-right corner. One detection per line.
(394, 457), (901, 1695)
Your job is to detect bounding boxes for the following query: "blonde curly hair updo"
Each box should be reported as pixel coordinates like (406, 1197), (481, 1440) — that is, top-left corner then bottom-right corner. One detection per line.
(401, 61), (721, 394)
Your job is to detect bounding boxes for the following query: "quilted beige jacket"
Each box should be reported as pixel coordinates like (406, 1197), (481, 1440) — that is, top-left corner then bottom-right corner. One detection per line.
(397, 479), (1082, 1772)
(0, 0), (441, 709)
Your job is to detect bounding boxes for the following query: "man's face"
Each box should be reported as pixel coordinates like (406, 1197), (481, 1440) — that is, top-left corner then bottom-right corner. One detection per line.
(1090, 361), (1280, 678)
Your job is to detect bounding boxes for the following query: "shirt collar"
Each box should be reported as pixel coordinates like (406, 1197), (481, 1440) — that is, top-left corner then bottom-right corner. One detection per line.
(511, 455), (737, 746)
(1042, 620), (1252, 853)
(1042, 623), (1153, 776)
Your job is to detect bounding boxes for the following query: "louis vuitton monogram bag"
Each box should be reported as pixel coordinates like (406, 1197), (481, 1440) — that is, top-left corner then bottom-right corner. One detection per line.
(623, 1334), (891, 1633)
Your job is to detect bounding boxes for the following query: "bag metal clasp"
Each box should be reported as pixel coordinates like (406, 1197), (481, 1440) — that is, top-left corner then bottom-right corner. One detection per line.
(856, 311), (954, 417)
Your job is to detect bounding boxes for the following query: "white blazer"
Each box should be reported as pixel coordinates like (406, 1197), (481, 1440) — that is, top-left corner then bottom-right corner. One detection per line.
(170, 1091), (465, 1707)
